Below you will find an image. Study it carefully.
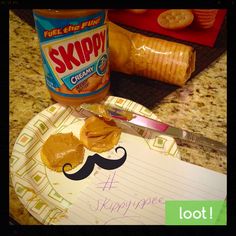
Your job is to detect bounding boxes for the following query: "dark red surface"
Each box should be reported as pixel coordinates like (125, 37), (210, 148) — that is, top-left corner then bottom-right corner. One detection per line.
(108, 9), (227, 47)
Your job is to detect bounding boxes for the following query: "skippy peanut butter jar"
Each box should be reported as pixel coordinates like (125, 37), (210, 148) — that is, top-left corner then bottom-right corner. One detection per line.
(33, 9), (110, 106)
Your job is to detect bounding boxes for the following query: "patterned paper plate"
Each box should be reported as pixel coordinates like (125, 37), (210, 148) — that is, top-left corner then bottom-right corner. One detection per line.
(10, 96), (180, 225)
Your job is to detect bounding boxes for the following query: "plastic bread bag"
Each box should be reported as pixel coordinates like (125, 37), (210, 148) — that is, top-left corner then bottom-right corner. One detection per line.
(108, 22), (196, 86)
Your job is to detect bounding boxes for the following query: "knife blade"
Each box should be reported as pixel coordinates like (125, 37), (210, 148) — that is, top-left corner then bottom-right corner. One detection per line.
(80, 103), (226, 154)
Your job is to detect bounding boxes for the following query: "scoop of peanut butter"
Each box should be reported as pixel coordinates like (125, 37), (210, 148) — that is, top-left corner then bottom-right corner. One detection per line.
(80, 116), (121, 153)
(41, 132), (84, 172)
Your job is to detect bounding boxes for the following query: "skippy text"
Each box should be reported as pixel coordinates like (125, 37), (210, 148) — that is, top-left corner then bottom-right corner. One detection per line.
(43, 26), (107, 76)
(89, 196), (165, 216)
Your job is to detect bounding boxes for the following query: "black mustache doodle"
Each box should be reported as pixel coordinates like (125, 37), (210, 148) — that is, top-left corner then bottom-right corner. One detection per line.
(63, 146), (127, 180)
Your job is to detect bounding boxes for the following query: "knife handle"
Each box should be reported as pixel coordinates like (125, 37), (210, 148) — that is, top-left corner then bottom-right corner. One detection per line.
(183, 131), (226, 153)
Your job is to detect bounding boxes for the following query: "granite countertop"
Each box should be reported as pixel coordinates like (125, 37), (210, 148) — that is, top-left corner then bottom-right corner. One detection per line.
(9, 11), (227, 225)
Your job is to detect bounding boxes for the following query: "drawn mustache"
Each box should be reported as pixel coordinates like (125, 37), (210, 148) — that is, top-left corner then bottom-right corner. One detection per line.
(63, 146), (127, 180)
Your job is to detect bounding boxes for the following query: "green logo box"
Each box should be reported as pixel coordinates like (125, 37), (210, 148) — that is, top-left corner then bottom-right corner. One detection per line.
(165, 200), (226, 225)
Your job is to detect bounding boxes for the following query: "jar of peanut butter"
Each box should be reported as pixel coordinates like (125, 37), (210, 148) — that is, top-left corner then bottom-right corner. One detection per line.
(33, 9), (110, 106)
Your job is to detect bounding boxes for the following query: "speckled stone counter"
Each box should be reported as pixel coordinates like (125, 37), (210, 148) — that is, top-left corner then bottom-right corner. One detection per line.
(9, 11), (227, 225)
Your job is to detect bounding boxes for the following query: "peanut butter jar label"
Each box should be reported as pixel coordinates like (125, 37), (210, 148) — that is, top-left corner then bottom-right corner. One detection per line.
(33, 10), (109, 97)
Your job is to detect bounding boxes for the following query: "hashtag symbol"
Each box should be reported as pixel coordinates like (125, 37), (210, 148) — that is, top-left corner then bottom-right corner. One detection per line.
(97, 172), (118, 191)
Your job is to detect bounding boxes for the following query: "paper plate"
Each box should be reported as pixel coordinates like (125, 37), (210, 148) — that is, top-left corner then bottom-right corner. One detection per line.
(10, 96), (180, 225)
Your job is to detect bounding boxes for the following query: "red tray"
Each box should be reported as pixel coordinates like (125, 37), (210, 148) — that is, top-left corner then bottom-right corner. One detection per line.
(108, 9), (227, 47)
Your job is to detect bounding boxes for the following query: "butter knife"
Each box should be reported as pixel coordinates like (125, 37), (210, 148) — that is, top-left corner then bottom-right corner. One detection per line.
(80, 103), (226, 154)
